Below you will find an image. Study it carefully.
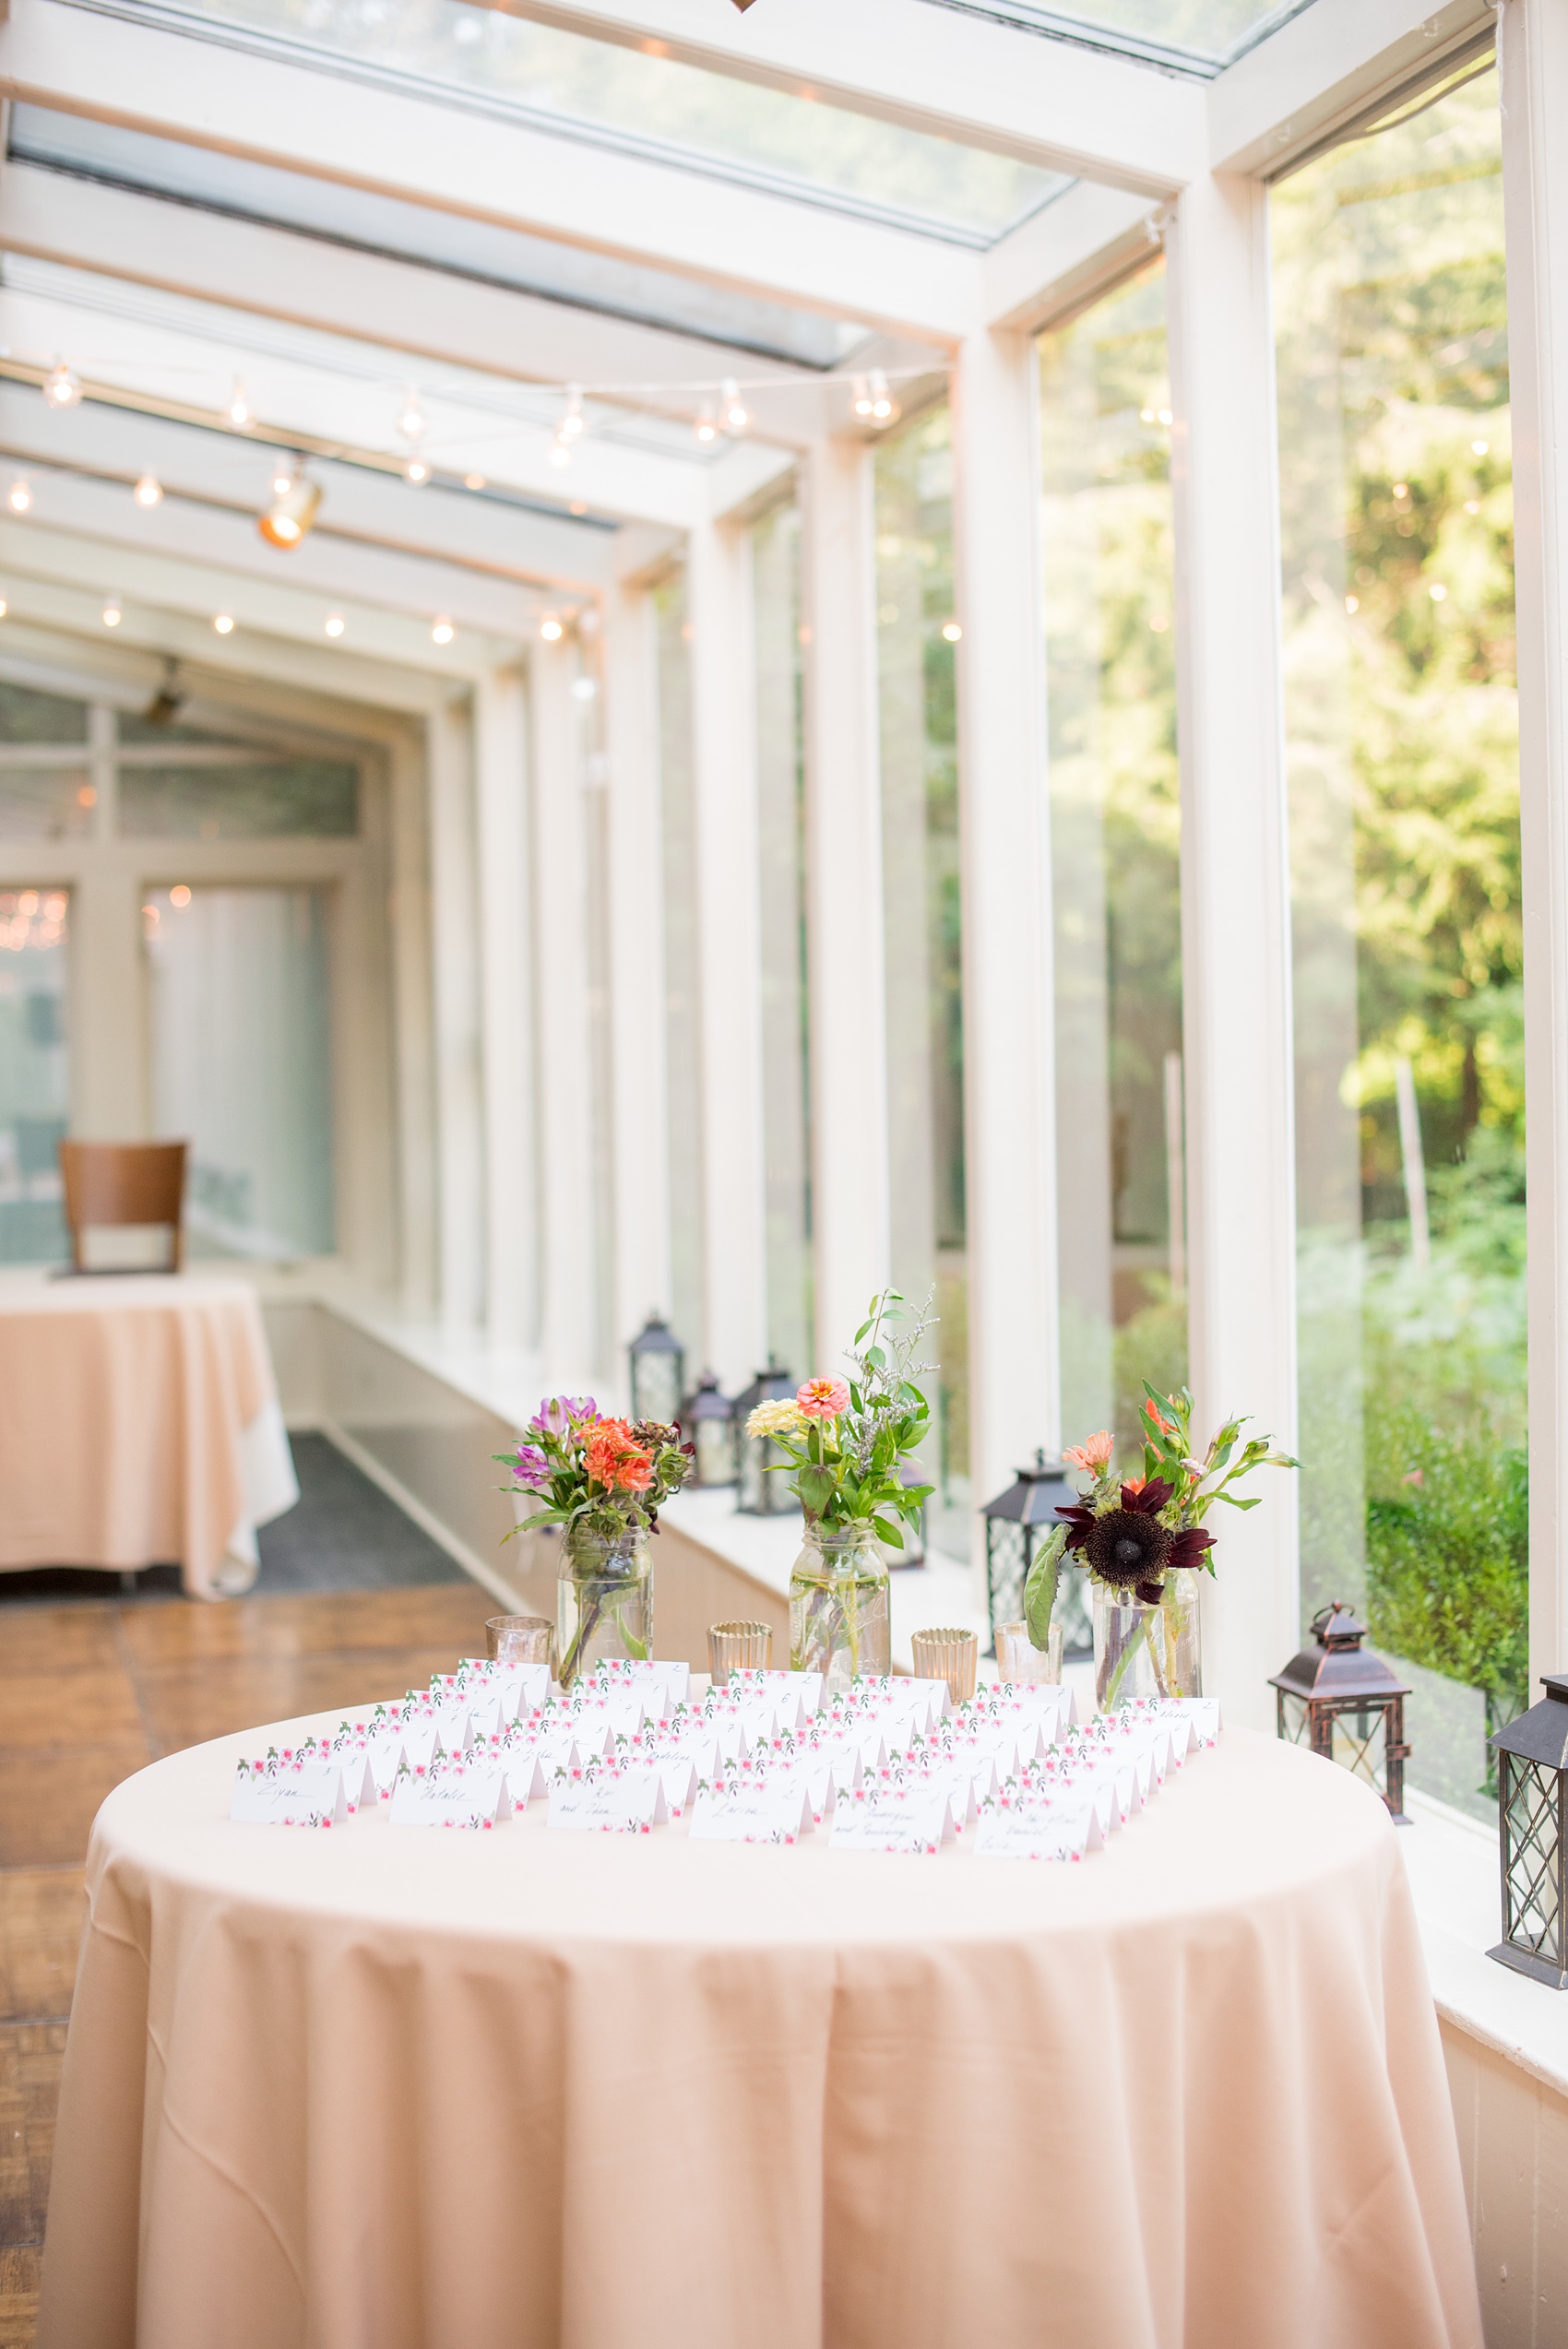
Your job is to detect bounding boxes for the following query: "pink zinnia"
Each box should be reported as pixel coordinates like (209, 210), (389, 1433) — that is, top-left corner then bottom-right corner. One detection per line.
(1063, 1430), (1113, 1474)
(797, 1376), (850, 1418)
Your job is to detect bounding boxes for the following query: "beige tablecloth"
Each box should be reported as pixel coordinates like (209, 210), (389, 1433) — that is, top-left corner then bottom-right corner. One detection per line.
(37, 1719), (1481, 2349)
(0, 1273), (296, 1597)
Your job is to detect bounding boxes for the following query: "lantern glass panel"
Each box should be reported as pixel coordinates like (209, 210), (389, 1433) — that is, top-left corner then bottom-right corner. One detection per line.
(1501, 1751), (1565, 1968)
(693, 1417), (735, 1488)
(1329, 1701), (1392, 1800)
(985, 1520), (1027, 1631)
(628, 1324), (683, 1427)
(1279, 1691), (1312, 1750)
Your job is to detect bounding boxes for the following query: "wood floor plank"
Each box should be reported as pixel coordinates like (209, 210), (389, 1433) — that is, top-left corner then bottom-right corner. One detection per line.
(0, 1749), (153, 1869)
(132, 1645), (481, 1753)
(0, 1670), (146, 1754)
(0, 1876), (84, 2025)
(0, 2246), (40, 2349)
(117, 1584), (493, 1669)
(0, 1609), (120, 1682)
(0, 2025), (66, 2249)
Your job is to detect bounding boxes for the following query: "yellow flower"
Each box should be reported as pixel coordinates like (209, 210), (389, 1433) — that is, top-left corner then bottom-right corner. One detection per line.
(746, 1397), (805, 1439)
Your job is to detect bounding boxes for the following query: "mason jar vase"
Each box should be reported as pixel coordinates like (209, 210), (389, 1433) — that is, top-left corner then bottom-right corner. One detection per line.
(789, 1522), (890, 1695)
(1092, 1565), (1203, 1712)
(556, 1524), (653, 1689)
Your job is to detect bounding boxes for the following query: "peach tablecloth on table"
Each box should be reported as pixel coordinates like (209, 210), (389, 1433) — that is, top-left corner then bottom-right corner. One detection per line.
(38, 1721), (1482, 2349)
(0, 1273), (296, 1597)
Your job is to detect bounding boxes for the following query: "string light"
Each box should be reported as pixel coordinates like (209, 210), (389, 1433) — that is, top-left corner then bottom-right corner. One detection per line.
(227, 380), (253, 428)
(720, 377), (749, 433)
(43, 362), (82, 409)
(325, 613), (345, 638)
(404, 457), (430, 485)
(431, 616), (455, 645)
(213, 612), (235, 635)
(540, 613), (564, 642)
(7, 480), (30, 514)
(134, 472), (162, 507)
(259, 469), (322, 549)
(101, 597), (122, 628)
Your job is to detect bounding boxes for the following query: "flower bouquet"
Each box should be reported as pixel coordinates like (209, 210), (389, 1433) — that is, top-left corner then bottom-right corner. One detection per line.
(1022, 1384), (1296, 1709)
(745, 1289), (935, 1691)
(497, 1398), (693, 1686)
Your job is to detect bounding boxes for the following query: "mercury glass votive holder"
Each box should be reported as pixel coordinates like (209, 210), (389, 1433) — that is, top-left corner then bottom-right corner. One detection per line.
(485, 1614), (554, 1667)
(994, 1619), (1063, 1686)
(707, 1619), (773, 1686)
(911, 1626), (979, 1704)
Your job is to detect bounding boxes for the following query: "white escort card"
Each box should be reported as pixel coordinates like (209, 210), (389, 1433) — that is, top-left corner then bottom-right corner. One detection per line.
(232, 1753), (348, 1828)
(588, 1657), (692, 1707)
(974, 1786), (1104, 1862)
(829, 1780), (955, 1855)
(725, 1668), (824, 1717)
(689, 1772), (815, 1845)
(548, 1763), (668, 1833)
(389, 1761), (513, 1828)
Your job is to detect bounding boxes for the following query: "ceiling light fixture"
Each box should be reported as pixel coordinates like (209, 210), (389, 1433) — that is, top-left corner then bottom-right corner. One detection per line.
(102, 598), (123, 628)
(134, 471), (162, 508)
(868, 370), (898, 424)
(720, 377), (749, 433)
(7, 479), (31, 514)
(0, 598), (8, 620)
(540, 613), (564, 642)
(404, 457), (430, 486)
(465, 472), (486, 491)
(213, 612), (235, 635)
(43, 361), (82, 409)
(143, 660), (184, 727)
(559, 385), (586, 441)
(431, 617), (455, 646)
(258, 468), (322, 549)
(227, 380), (253, 428)
(325, 613), (345, 638)
(549, 437), (572, 470)
(399, 391), (427, 441)
(695, 405), (719, 445)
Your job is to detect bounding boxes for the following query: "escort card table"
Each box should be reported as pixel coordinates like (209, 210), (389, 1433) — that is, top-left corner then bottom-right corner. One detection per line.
(37, 1716), (1482, 2349)
(0, 1272), (296, 1597)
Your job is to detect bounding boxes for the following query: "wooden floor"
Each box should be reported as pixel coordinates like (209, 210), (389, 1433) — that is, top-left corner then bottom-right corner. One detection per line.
(0, 1580), (494, 2348)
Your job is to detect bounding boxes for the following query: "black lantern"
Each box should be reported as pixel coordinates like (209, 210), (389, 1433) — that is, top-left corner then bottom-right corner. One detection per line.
(733, 1360), (794, 1516)
(1270, 1603), (1411, 1822)
(1489, 1676), (1568, 1990)
(980, 1452), (1085, 1657)
(679, 1371), (736, 1488)
(627, 1313), (683, 1428)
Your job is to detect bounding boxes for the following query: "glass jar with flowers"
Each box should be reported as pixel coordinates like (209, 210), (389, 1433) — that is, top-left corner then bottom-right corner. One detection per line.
(496, 1399), (694, 1687)
(748, 1290), (935, 1696)
(1021, 1387), (1297, 1712)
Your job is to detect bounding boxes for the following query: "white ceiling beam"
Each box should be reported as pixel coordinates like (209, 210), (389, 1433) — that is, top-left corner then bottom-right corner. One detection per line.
(1208, 0), (1494, 177)
(0, 382), (621, 591)
(0, 0), (981, 340)
(495, 0), (1206, 196)
(983, 180), (1158, 331)
(0, 516), (525, 675)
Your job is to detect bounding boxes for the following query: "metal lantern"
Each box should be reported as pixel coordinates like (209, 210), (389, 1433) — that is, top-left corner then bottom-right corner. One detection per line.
(980, 1452), (1086, 1657)
(1270, 1602), (1411, 1822)
(733, 1360), (794, 1516)
(679, 1370), (736, 1489)
(627, 1313), (684, 1428)
(1489, 1675), (1568, 1990)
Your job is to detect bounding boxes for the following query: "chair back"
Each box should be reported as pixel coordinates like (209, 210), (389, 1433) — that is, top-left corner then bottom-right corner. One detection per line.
(58, 1140), (188, 1273)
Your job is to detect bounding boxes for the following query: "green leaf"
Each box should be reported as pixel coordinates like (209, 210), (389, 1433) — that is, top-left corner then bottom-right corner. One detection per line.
(1215, 1490), (1261, 1510)
(1023, 1524), (1066, 1651)
(872, 1515), (904, 1548)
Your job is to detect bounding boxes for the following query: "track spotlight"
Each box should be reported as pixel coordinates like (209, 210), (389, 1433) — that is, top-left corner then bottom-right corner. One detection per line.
(720, 376), (749, 433)
(540, 613), (564, 642)
(7, 480), (30, 514)
(43, 362), (82, 409)
(227, 380), (253, 428)
(404, 457), (430, 485)
(258, 469), (322, 549)
(868, 370), (898, 423)
(134, 472), (162, 508)
(695, 405), (719, 445)
(559, 385), (586, 441)
(325, 613), (345, 638)
(213, 612), (235, 635)
(549, 436), (572, 469)
(398, 390), (427, 441)
(143, 660), (184, 727)
(102, 598), (123, 628)
(431, 617), (455, 646)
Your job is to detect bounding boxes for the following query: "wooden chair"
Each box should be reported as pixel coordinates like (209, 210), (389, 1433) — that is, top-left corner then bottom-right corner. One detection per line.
(58, 1140), (188, 1275)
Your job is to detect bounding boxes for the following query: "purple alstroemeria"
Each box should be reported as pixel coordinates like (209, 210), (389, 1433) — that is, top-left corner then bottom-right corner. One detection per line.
(512, 1443), (550, 1488)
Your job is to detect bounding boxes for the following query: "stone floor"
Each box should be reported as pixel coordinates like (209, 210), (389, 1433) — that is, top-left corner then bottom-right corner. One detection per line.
(0, 1566), (493, 2345)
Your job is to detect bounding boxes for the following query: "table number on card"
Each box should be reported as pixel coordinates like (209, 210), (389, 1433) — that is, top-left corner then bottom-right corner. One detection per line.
(828, 1782), (954, 1856)
(232, 1755), (348, 1828)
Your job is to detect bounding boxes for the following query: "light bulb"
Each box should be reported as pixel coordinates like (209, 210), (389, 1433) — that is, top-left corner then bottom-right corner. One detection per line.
(1472, 438), (1490, 456)
(7, 480), (30, 514)
(695, 407), (719, 445)
(213, 612), (235, 635)
(102, 598), (122, 628)
(170, 886), (191, 908)
(404, 457), (430, 485)
(549, 437), (572, 470)
(868, 370), (898, 424)
(431, 617), (455, 646)
(398, 391), (427, 440)
(227, 380), (252, 428)
(942, 621), (962, 643)
(540, 614), (564, 642)
(43, 361), (82, 409)
(465, 472), (486, 491)
(134, 472), (162, 507)
(851, 375), (873, 420)
(325, 613), (345, 638)
(0, 599), (8, 619)
(720, 377), (749, 433)
(271, 464), (294, 497)
(559, 385), (586, 440)
(258, 472), (322, 549)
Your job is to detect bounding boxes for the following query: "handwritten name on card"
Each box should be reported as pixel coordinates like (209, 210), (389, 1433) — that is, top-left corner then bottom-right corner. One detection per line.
(232, 1758), (347, 1828)
(548, 1768), (668, 1834)
(689, 1775), (814, 1845)
(388, 1764), (513, 1828)
(974, 1790), (1103, 1862)
(829, 1782), (953, 1856)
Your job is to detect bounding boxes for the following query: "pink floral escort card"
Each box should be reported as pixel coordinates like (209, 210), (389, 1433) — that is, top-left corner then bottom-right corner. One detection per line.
(828, 1779), (954, 1855)
(688, 1765), (815, 1845)
(232, 1748), (348, 1828)
(547, 1758), (668, 1833)
(388, 1756), (514, 1828)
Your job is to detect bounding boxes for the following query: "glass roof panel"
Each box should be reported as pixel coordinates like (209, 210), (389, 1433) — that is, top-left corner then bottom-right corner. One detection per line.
(948, 0), (1318, 75)
(9, 106), (870, 370)
(93, 0), (1070, 243)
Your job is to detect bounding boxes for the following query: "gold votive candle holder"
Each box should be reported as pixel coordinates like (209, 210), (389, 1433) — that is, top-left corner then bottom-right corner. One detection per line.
(994, 1619), (1063, 1686)
(707, 1619), (773, 1685)
(485, 1614), (553, 1667)
(910, 1626), (979, 1703)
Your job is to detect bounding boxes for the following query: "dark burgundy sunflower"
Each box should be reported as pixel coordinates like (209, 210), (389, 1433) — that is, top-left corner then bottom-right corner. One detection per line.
(1058, 1477), (1192, 1606)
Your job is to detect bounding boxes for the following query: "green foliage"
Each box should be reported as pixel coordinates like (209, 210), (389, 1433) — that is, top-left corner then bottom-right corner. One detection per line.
(764, 1290), (936, 1541)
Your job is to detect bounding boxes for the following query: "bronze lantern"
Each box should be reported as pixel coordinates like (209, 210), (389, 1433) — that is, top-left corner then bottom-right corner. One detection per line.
(678, 1370), (736, 1489)
(1270, 1603), (1410, 1821)
(627, 1313), (683, 1428)
(1488, 1675), (1568, 1990)
(733, 1360), (794, 1516)
(980, 1453), (1085, 1658)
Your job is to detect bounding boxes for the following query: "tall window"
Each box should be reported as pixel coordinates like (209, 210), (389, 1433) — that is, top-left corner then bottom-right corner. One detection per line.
(751, 501), (813, 1381)
(875, 405), (968, 1552)
(1275, 65), (1520, 1817)
(652, 572), (705, 1365)
(1038, 262), (1185, 1465)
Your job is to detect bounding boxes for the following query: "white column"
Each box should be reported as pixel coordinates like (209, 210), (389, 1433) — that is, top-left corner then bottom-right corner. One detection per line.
(685, 516), (767, 1390)
(426, 694), (484, 1330)
(387, 728), (438, 1318)
(1500, 0), (1568, 1696)
(952, 328), (1062, 1559)
(1166, 175), (1300, 1730)
(602, 577), (672, 1382)
(473, 668), (537, 1350)
(74, 703), (144, 1138)
(529, 634), (598, 1389)
(801, 436), (891, 1369)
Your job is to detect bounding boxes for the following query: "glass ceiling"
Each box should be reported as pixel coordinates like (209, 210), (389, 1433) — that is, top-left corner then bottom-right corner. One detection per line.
(94, 0), (1072, 245)
(9, 107), (869, 371)
(935, 0), (1319, 75)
